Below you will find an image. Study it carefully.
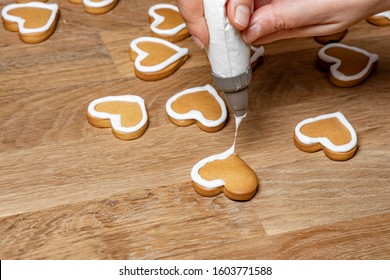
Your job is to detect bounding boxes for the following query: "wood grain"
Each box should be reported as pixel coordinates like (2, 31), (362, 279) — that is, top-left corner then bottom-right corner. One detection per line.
(0, 0), (389, 259)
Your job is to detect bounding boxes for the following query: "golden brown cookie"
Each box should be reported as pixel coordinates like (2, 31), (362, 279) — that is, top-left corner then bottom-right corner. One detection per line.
(1, 2), (59, 44)
(68, 0), (118, 14)
(317, 43), (378, 87)
(165, 85), (227, 132)
(129, 36), (189, 81)
(366, 11), (390, 26)
(294, 112), (358, 161)
(148, 3), (189, 42)
(314, 30), (348, 44)
(191, 151), (258, 201)
(87, 95), (148, 140)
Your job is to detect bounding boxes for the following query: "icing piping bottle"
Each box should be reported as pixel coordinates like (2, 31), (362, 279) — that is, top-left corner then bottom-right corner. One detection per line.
(203, 0), (251, 117)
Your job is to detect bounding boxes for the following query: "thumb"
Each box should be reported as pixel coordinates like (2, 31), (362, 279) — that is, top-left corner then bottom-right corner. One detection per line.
(226, 0), (254, 30)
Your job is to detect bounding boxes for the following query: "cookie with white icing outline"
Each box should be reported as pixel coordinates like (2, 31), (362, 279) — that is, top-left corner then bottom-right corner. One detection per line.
(68, 0), (118, 14)
(367, 11), (390, 26)
(314, 30), (348, 45)
(191, 148), (258, 201)
(294, 112), (358, 161)
(148, 3), (189, 42)
(165, 84), (227, 133)
(1, 2), (59, 44)
(129, 36), (189, 81)
(87, 95), (148, 140)
(250, 45), (265, 70)
(317, 43), (378, 87)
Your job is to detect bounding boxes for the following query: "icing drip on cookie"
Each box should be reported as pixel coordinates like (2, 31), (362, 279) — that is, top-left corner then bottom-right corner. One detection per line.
(250, 46), (265, 65)
(191, 114), (246, 189)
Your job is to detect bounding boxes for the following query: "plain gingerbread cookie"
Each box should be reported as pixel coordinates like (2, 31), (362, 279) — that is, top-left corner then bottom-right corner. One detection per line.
(314, 30), (348, 45)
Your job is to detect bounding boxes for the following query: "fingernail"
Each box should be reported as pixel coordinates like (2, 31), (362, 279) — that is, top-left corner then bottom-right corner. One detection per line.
(234, 5), (250, 28)
(192, 35), (204, 49)
(243, 23), (261, 43)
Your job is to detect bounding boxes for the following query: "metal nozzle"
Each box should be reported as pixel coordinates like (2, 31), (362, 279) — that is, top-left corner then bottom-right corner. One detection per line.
(212, 66), (252, 117)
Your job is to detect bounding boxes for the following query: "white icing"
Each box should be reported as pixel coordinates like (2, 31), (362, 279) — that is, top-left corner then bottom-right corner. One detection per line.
(148, 3), (186, 36)
(295, 112), (357, 153)
(203, 0), (250, 78)
(83, 0), (115, 8)
(88, 95), (148, 134)
(130, 36), (188, 73)
(250, 45), (265, 65)
(165, 84), (227, 128)
(372, 11), (390, 19)
(318, 43), (378, 82)
(1, 2), (58, 35)
(191, 114), (246, 189)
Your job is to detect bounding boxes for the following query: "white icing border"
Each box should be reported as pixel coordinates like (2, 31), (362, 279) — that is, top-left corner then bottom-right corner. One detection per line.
(88, 95), (148, 134)
(165, 84), (227, 128)
(191, 115), (245, 189)
(250, 45), (265, 64)
(318, 43), (378, 82)
(83, 0), (115, 8)
(1, 2), (58, 34)
(371, 11), (390, 19)
(148, 3), (186, 36)
(295, 112), (357, 153)
(130, 36), (188, 73)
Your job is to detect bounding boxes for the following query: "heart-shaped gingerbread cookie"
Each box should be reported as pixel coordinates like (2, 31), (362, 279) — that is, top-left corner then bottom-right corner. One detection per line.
(1, 2), (59, 44)
(367, 11), (390, 26)
(191, 147), (258, 201)
(294, 112), (358, 161)
(148, 3), (189, 42)
(68, 0), (118, 15)
(165, 85), (227, 132)
(87, 95), (148, 140)
(317, 43), (378, 87)
(130, 36), (188, 81)
(314, 30), (348, 45)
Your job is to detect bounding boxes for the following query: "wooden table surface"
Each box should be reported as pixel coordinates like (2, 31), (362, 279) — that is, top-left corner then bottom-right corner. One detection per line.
(1, 0), (390, 260)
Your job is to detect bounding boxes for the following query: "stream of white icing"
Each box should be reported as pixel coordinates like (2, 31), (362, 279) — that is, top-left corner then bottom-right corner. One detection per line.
(191, 114), (246, 189)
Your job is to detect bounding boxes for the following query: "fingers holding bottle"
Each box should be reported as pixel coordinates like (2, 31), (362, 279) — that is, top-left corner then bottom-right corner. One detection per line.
(177, 0), (209, 48)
